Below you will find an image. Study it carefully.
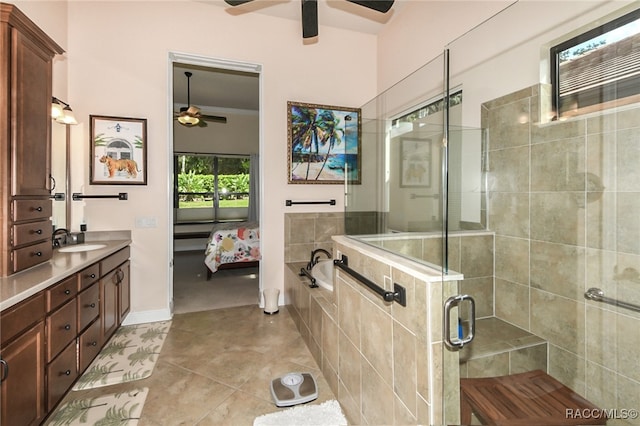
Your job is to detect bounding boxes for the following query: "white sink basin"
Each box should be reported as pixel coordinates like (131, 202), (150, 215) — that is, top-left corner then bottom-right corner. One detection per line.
(58, 243), (107, 253)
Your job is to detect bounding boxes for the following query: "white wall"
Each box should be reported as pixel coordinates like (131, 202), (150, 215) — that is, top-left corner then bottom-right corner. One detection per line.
(55, 1), (377, 320)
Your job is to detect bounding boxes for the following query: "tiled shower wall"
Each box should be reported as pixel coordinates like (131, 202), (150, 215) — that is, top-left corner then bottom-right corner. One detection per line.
(484, 85), (640, 423)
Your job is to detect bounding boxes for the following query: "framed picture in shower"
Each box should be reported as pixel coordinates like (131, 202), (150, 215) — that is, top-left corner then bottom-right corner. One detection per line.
(90, 115), (147, 185)
(400, 137), (431, 188)
(287, 101), (361, 184)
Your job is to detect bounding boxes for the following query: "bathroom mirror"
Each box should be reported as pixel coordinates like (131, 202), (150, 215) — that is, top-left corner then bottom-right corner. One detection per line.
(51, 120), (69, 230)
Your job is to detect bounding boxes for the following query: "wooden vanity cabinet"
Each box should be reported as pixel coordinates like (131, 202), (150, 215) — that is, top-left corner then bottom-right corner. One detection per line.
(0, 245), (131, 424)
(0, 293), (46, 426)
(100, 247), (131, 342)
(0, 3), (64, 277)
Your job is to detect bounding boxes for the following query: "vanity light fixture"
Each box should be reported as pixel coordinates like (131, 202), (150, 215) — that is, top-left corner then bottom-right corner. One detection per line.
(51, 97), (78, 125)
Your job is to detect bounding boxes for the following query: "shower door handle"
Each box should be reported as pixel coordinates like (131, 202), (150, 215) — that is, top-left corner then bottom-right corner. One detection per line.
(443, 294), (475, 350)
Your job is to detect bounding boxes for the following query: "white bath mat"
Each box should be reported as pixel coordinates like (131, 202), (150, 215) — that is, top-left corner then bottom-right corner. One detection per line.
(253, 399), (348, 426)
(73, 321), (170, 390)
(46, 388), (148, 425)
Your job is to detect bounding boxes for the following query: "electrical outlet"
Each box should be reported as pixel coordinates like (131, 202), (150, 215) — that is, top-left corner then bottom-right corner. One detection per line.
(135, 216), (157, 228)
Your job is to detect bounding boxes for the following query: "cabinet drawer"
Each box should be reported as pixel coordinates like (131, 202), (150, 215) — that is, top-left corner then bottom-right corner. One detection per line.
(46, 299), (77, 362)
(11, 199), (52, 222)
(12, 220), (51, 247)
(46, 341), (78, 411)
(0, 292), (45, 347)
(78, 318), (101, 373)
(13, 240), (52, 273)
(78, 263), (100, 291)
(46, 275), (78, 312)
(100, 246), (130, 276)
(77, 283), (99, 332)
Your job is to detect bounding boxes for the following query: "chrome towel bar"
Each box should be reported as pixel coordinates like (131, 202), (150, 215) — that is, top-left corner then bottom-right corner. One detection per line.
(584, 287), (640, 313)
(333, 255), (406, 306)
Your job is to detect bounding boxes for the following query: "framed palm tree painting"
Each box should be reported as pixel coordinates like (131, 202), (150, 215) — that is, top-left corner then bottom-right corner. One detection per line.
(287, 101), (361, 184)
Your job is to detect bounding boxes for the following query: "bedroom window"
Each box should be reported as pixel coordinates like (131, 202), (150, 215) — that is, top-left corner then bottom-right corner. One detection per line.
(551, 7), (640, 119)
(174, 153), (250, 222)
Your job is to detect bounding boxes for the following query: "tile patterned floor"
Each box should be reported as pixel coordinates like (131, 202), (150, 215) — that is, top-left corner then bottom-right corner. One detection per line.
(61, 305), (336, 425)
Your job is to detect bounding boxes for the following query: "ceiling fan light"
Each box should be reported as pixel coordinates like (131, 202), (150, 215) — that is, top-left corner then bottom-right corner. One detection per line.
(178, 114), (200, 126)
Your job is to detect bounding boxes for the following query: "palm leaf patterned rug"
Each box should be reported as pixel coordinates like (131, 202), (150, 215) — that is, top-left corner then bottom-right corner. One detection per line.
(47, 388), (148, 426)
(73, 321), (171, 390)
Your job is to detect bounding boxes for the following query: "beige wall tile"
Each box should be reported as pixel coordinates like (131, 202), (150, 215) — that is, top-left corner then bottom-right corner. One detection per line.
(361, 360), (395, 425)
(495, 235), (529, 285)
(466, 353), (509, 378)
(530, 192), (585, 246)
(460, 235), (494, 279)
(531, 137), (585, 192)
(487, 146), (530, 193)
(495, 278), (529, 330)
(530, 240), (585, 300)
(393, 321), (417, 416)
(548, 344), (586, 395)
(338, 330), (361, 407)
(360, 297), (393, 385)
(509, 343), (547, 374)
(488, 192), (530, 238)
(531, 289), (585, 357)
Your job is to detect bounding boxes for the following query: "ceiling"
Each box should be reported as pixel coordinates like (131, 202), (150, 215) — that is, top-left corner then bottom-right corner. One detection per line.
(173, 0), (403, 114)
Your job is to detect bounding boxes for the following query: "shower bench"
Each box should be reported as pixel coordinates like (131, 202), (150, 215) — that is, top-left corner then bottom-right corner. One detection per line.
(460, 369), (606, 425)
(460, 317), (547, 378)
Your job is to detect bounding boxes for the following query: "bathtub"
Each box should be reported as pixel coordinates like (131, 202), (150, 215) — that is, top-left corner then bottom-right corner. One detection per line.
(311, 259), (334, 291)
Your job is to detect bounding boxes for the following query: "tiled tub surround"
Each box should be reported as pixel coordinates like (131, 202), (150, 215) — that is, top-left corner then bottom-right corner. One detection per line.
(286, 235), (463, 425)
(484, 86), (640, 424)
(284, 212), (345, 263)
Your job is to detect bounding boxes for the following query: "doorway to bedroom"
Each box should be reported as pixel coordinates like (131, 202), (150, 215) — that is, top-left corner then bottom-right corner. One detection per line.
(170, 56), (261, 315)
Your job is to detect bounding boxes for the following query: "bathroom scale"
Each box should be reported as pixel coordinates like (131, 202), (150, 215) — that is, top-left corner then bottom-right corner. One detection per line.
(270, 372), (318, 407)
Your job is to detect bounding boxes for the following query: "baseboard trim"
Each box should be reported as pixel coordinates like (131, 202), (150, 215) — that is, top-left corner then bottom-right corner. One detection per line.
(122, 308), (172, 325)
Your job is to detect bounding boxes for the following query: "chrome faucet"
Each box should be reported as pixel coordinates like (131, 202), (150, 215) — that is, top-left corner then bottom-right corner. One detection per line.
(52, 228), (70, 248)
(306, 248), (332, 270)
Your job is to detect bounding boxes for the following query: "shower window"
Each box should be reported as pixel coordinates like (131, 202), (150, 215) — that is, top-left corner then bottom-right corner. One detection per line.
(551, 7), (640, 119)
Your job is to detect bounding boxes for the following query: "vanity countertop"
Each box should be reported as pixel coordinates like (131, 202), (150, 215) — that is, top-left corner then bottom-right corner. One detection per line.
(1, 235), (132, 312)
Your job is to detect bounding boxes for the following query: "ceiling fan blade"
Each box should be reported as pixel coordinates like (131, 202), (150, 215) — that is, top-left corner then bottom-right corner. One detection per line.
(346, 0), (394, 13)
(224, 0), (254, 5)
(301, 0), (318, 38)
(201, 115), (228, 124)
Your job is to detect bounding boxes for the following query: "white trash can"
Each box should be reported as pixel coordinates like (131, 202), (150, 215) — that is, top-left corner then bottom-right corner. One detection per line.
(263, 288), (280, 315)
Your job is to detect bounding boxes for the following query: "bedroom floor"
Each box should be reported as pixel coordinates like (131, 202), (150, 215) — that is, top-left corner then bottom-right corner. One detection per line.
(173, 250), (260, 314)
(61, 305), (337, 425)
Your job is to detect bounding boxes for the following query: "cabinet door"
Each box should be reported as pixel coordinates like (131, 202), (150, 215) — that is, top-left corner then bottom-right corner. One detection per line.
(101, 268), (118, 341)
(118, 260), (130, 324)
(0, 321), (45, 426)
(11, 29), (52, 196)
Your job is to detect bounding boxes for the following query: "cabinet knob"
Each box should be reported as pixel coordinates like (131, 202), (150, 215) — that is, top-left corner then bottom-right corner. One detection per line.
(88, 303), (96, 308)
(63, 370), (71, 376)
(33, 251), (42, 257)
(0, 359), (7, 382)
(32, 229), (43, 235)
(33, 206), (43, 212)
(64, 289), (71, 295)
(91, 341), (97, 346)
(90, 273), (96, 279)
(64, 324), (71, 331)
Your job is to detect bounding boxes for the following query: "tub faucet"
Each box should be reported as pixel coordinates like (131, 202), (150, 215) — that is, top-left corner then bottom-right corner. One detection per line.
(307, 248), (332, 270)
(52, 228), (70, 248)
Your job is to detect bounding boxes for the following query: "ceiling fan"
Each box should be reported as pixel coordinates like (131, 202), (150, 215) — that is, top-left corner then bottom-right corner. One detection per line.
(224, 0), (394, 39)
(175, 71), (227, 127)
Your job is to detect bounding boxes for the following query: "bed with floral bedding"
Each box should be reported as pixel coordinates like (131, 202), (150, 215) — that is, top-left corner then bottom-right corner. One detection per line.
(204, 221), (261, 276)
